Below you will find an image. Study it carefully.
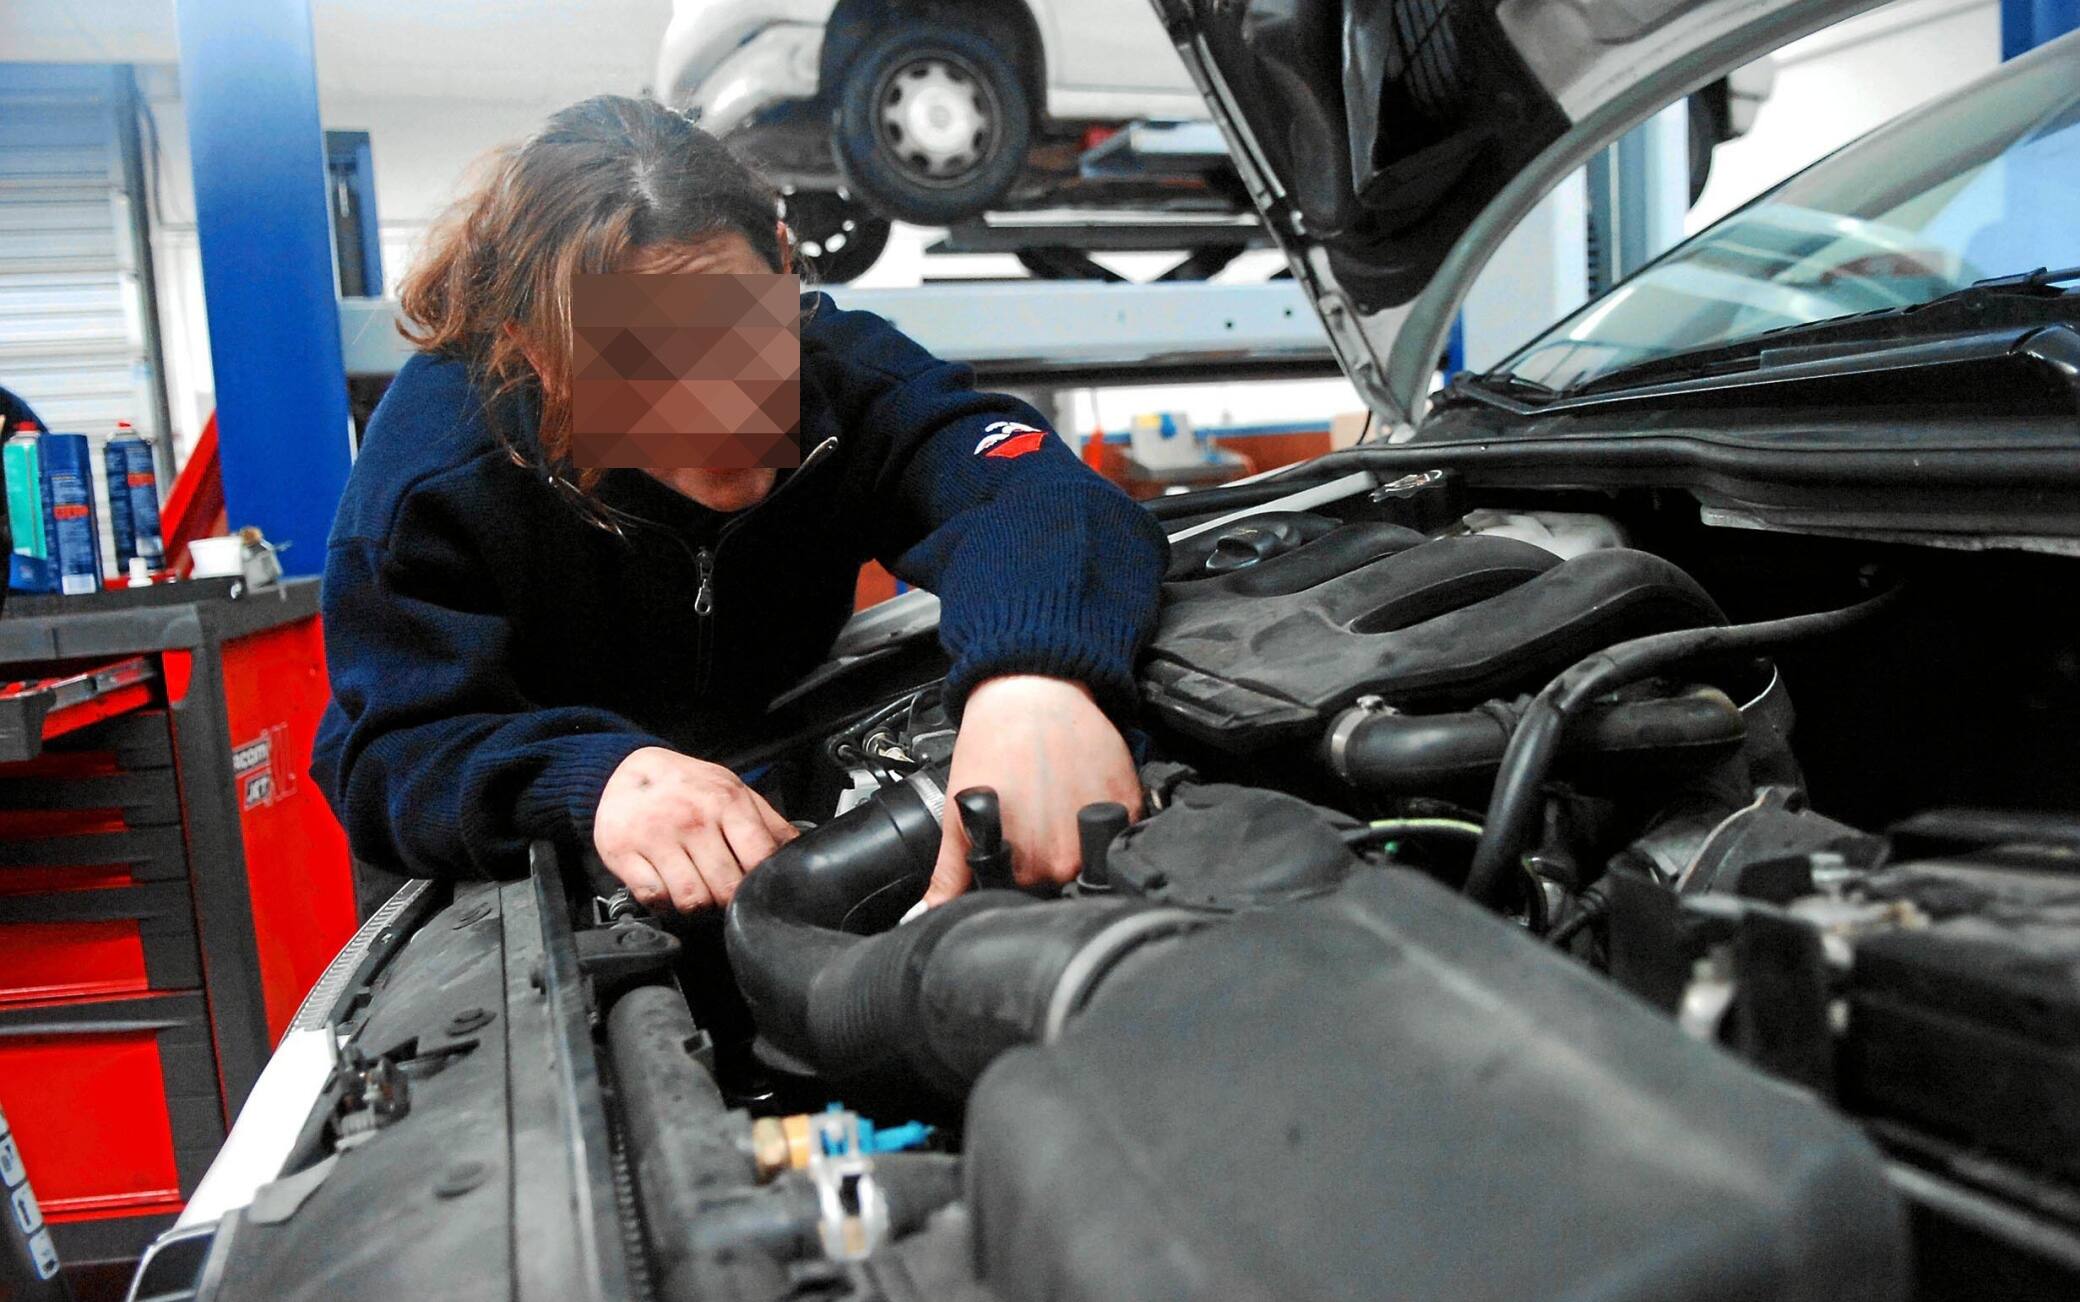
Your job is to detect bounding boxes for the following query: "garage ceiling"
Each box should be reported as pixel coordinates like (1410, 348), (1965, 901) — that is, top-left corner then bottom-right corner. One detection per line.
(2, 0), (672, 103)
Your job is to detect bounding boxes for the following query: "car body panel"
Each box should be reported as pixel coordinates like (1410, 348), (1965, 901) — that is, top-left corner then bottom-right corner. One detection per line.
(168, 881), (438, 1231)
(657, 0), (1204, 126)
(1029, 0), (1199, 105)
(125, 863), (634, 1302)
(682, 22), (825, 136)
(654, 0), (836, 107)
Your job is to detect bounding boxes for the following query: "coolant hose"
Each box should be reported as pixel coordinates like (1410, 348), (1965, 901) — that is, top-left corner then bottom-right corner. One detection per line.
(1462, 584), (1902, 912)
(1324, 689), (1745, 797)
(1145, 475), (1339, 522)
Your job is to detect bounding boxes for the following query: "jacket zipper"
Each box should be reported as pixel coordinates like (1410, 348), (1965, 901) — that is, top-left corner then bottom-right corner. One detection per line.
(693, 548), (717, 616)
(691, 435), (840, 693)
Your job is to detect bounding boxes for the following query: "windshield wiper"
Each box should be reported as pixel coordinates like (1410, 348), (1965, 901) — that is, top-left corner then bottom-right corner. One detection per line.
(1968, 263), (2080, 291)
(1564, 265), (2080, 400)
(1434, 372), (1558, 416)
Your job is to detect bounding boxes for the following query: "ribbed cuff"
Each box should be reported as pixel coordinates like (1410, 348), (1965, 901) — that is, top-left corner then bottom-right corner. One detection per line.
(512, 731), (669, 846)
(944, 594), (1149, 725)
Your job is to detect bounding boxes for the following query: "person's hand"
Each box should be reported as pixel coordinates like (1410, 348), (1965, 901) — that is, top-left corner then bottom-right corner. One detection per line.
(922, 675), (1141, 906)
(594, 746), (798, 911)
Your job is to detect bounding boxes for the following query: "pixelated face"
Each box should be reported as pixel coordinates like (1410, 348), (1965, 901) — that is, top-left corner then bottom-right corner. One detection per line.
(569, 271), (801, 470)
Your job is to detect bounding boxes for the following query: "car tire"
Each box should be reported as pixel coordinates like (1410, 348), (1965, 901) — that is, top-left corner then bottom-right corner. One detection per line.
(783, 189), (893, 283)
(833, 20), (1032, 226)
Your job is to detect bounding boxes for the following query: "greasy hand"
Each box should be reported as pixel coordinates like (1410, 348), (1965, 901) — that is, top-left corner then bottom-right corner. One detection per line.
(594, 746), (798, 912)
(923, 675), (1141, 906)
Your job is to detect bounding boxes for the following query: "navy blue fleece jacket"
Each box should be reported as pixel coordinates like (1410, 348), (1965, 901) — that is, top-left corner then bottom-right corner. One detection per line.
(311, 294), (1167, 879)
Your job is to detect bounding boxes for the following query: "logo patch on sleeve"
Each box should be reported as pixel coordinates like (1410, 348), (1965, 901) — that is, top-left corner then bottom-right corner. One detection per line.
(974, 421), (1048, 459)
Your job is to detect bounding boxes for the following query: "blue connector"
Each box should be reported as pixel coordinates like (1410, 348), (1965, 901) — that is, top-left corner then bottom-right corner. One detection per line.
(821, 1102), (935, 1156)
(861, 1120), (935, 1154)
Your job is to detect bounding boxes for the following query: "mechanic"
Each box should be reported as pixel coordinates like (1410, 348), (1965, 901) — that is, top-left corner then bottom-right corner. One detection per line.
(0, 382), (43, 435)
(311, 96), (1165, 914)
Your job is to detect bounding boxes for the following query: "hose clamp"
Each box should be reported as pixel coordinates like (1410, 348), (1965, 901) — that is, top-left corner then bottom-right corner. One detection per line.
(1043, 909), (1211, 1043)
(1325, 695), (1394, 780)
(907, 770), (946, 821)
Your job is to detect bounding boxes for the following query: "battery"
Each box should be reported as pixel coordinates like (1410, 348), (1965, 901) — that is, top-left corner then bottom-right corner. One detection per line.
(39, 433), (104, 596)
(104, 425), (164, 568)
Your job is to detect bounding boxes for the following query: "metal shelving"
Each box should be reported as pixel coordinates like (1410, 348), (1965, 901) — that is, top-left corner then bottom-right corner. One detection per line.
(338, 279), (1337, 388)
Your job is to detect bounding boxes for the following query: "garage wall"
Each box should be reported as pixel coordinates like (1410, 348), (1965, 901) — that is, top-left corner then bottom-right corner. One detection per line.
(311, 0), (676, 293)
(317, 95), (586, 296)
(129, 64), (211, 469)
(1690, 0), (2002, 228)
(0, 0), (2020, 479)
(11, 0), (673, 472)
(135, 87), (641, 465)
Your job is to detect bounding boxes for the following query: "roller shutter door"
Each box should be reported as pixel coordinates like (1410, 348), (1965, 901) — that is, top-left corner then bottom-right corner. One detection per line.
(0, 63), (167, 573)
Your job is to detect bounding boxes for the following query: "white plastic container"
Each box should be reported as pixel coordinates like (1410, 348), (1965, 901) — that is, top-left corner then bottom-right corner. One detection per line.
(187, 535), (245, 578)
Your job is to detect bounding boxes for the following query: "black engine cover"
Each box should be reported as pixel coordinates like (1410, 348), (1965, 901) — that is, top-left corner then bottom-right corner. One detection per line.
(1104, 784), (1361, 911)
(1140, 534), (1726, 751)
(965, 871), (1907, 1302)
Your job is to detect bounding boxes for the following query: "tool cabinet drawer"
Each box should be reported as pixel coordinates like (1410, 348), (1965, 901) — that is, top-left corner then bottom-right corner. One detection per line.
(0, 879), (200, 1006)
(0, 993), (222, 1225)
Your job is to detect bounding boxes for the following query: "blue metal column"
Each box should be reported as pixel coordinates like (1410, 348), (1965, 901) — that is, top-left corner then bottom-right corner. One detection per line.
(175, 0), (350, 575)
(1588, 99), (1691, 296)
(2003, 0), (2080, 55)
(325, 131), (386, 297)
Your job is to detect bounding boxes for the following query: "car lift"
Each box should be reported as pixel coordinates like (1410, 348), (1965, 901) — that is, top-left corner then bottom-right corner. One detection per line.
(337, 280), (1340, 389)
(931, 122), (1267, 281)
(927, 214), (1270, 282)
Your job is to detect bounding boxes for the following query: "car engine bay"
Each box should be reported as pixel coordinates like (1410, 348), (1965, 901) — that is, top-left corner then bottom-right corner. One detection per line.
(191, 469), (2080, 1302)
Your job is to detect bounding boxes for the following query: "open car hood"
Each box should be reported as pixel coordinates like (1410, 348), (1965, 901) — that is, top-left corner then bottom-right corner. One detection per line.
(1152, 0), (1884, 432)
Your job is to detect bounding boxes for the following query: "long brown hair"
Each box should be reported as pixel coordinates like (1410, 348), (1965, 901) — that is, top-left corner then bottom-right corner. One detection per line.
(398, 95), (783, 489)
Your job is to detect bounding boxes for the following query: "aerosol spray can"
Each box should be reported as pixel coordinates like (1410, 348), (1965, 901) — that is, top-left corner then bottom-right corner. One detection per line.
(103, 422), (164, 570)
(2, 424), (54, 593)
(38, 433), (103, 596)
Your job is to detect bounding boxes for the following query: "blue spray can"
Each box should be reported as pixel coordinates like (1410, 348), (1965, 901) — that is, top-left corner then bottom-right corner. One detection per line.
(39, 433), (104, 595)
(104, 422), (164, 568)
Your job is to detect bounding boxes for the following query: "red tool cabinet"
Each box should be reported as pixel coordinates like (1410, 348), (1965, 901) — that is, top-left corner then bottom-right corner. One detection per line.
(0, 577), (357, 1270)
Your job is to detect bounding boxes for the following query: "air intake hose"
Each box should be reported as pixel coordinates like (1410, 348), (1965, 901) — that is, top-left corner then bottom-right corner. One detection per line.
(724, 772), (950, 1060)
(725, 773), (1161, 1102)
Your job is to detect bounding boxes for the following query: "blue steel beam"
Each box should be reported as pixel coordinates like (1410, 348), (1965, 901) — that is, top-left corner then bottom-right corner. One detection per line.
(2004, 0), (2080, 55)
(174, 0), (351, 575)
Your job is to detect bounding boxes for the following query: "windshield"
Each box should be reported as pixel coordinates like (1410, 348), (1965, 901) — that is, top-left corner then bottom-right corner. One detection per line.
(1494, 39), (2080, 393)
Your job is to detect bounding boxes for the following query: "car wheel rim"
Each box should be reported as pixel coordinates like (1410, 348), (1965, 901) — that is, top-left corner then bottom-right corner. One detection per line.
(801, 215), (860, 259)
(876, 54), (998, 184)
